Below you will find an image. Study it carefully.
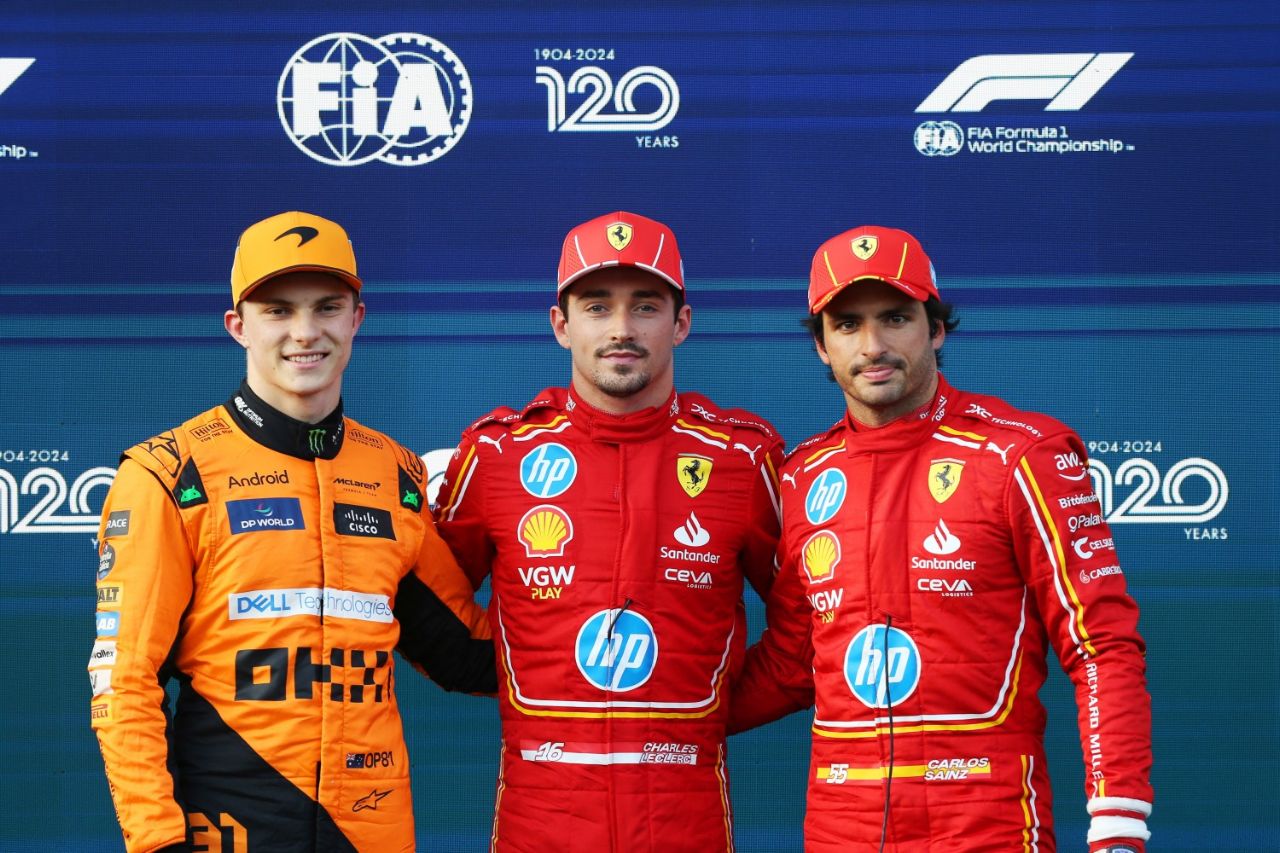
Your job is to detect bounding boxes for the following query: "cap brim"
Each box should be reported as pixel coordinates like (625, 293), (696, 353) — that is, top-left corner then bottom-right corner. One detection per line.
(238, 265), (363, 302)
(557, 261), (683, 294)
(811, 274), (929, 313)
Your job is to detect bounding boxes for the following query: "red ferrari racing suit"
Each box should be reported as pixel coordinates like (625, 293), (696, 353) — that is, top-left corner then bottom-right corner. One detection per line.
(732, 375), (1152, 851)
(435, 385), (783, 852)
(90, 383), (495, 853)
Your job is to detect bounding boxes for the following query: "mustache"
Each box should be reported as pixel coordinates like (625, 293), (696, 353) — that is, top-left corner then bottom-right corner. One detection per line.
(596, 343), (649, 358)
(851, 355), (906, 375)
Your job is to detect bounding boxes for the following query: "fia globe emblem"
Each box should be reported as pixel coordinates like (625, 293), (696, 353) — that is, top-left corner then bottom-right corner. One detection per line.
(914, 121), (963, 157)
(278, 33), (473, 167)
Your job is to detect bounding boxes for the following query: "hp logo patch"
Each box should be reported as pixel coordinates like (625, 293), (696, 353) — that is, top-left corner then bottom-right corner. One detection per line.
(519, 443), (577, 498)
(278, 32), (472, 167)
(845, 625), (921, 708)
(575, 609), (658, 693)
(805, 469), (847, 525)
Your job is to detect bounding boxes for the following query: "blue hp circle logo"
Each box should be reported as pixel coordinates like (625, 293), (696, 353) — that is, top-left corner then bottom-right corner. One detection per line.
(575, 609), (658, 693)
(844, 625), (921, 708)
(520, 443), (577, 498)
(805, 468), (847, 525)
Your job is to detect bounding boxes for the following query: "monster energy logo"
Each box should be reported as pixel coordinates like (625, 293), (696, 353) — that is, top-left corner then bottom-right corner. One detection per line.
(308, 429), (326, 454)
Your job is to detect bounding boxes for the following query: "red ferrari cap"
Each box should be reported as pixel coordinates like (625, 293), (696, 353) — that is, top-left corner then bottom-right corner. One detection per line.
(808, 225), (939, 313)
(557, 211), (684, 294)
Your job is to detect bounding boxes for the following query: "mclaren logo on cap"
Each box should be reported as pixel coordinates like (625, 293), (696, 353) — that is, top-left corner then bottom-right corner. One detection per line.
(851, 236), (878, 261)
(607, 223), (633, 250)
(276, 226), (319, 246)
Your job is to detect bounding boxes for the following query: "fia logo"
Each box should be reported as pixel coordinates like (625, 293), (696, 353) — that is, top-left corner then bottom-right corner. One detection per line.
(536, 65), (679, 132)
(278, 33), (472, 166)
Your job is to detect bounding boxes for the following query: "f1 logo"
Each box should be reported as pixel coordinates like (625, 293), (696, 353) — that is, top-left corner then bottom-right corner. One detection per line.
(916, 53), (1132, 113)
(0, 59), (35, 97)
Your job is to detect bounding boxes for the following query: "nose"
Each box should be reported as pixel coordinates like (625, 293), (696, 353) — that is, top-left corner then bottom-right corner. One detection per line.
(608, 310), (636, 342)
(290, 309), (321, 344)
(857, 324), (888, 359)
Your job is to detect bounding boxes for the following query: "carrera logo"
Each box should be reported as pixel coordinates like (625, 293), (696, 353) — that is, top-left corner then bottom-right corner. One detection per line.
(917, 53), (1133, 113)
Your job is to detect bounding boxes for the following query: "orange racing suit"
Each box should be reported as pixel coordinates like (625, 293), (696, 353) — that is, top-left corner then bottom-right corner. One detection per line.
(89, 383), (494, 852)
(435, 386), (783, 852)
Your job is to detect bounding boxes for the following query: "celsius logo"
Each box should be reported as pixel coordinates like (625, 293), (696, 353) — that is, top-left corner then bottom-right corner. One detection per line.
(536, 66), (679, 132)
(278, 33), (473, 167)
(917, 53), (1133, 113)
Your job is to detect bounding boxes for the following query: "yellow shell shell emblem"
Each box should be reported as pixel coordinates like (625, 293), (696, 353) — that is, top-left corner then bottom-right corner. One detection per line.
(677, 455), (713, 498)
(607, 222), (633, 250)
(519, 504), (574, 557)
(928, 459), (965, 504)
(802, 530), (840, 584)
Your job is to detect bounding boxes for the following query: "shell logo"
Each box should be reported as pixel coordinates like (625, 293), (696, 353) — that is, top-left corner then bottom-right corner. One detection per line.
(802, 530), (840, 584)
(518, 504), (574, 558)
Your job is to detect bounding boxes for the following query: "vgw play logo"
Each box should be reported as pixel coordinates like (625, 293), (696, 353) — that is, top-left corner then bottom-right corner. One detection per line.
(278, 33), (472, 167)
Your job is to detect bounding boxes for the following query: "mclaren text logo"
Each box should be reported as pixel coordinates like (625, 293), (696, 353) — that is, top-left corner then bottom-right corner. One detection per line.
(917, 53), (1133, 113)
(279, 33), (472, 166)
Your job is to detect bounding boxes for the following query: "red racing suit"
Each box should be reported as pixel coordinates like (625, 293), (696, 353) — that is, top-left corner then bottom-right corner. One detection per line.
(731, 376), (1152, 851)
(435, 386), (783, 852)
(89, 383), (495, 853)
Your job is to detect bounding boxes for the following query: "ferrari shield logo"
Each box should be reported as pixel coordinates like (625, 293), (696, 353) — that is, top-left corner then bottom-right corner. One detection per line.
(851, 235), (878, 261)
(677, 455), (713, 498)
(607, 222), (633, 250)
(928, 459), (964, 503)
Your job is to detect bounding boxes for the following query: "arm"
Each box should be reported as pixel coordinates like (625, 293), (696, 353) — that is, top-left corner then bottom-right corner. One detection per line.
(395, 437), (495, 694)
(739, 436), (786, 600)
(432, 433), (496, 589)
(728, 532), (816, 734)
(90, 459), (193, 853)
(395, 517), (496, 694)
(1008, 432), (1153, 851)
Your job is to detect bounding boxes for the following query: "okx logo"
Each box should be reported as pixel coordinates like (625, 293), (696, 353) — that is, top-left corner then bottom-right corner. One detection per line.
(917, 53), (1132, 113)
(278, 33), (472, 166)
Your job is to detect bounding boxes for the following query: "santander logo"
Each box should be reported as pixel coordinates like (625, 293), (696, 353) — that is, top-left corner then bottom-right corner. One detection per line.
(674, 512), (710, 547)
(923, 519), (961, 555)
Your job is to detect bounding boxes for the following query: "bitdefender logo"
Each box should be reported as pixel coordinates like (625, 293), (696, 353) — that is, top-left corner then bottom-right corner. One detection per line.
(278, 33), (473, 167)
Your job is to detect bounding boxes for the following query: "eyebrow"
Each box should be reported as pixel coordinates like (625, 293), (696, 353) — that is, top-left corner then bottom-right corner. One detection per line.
(574, 288), (667, 301)
(256, 293), (347, 308)
(830, 301), (916, 321)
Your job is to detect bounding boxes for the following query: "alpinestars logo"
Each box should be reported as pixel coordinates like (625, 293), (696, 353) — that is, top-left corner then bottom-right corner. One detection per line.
(279, 33), (472, 167)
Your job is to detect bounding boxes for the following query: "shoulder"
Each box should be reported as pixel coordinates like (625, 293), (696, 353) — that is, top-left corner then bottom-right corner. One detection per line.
(121, 405), (229, 485)
(781, 420), (845, 475)
(943, 387), (1075, 447)
(676, 392), (782, 446)
(342, 417), (429, 508)
(461, 387), (569, 441)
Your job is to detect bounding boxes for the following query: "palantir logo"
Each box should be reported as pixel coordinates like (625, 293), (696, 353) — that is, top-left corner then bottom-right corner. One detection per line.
(917, 53), (1132, 113)
(278, 33), (472, 166)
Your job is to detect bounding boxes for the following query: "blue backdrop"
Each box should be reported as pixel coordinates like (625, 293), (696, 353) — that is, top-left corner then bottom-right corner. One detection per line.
(1, 2), (1276, 850)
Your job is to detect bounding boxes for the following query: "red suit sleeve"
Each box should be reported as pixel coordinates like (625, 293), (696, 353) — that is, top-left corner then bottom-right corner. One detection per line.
(739, 436), (786, 600)
(432, 433), (495, 590)
(90, 458), (193, 853)
(727, 516), (816, 734)
(1008, 431), (1153, 848)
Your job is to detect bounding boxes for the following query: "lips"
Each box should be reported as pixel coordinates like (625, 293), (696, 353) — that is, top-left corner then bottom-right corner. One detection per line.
(859, 365), (896, 382)
(284, 353), (326, 365)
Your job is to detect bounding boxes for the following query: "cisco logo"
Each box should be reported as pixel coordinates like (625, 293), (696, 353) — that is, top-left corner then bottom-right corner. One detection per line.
(278, 32), (472, 167)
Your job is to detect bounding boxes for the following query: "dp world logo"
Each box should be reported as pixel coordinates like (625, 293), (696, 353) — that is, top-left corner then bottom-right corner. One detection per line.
(278, 33), (473, 167)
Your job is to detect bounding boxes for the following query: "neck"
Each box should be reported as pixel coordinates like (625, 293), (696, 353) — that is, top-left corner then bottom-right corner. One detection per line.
(244, 374), (340, 424)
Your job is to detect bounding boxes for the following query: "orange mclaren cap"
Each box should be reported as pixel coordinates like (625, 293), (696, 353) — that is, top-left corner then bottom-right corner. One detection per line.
(230, 211), (362, 304)
(808, 225), (939, 313)
(557, 211), (684, 294)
